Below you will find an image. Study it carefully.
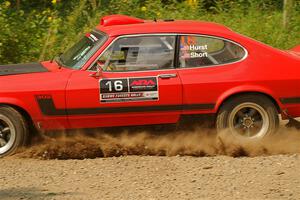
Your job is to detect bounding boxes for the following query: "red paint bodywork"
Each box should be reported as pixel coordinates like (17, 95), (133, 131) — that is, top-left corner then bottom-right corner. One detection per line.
(1, 15), (300, 131)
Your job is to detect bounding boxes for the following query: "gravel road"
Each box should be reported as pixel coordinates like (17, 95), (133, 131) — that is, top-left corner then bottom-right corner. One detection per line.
(1, 119), (300, 200)
(1, 155), (300, 200)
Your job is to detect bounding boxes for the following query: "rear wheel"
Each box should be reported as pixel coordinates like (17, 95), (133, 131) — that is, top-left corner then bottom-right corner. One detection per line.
(216, 95), (279, 140)
(0, 106), (28, 157)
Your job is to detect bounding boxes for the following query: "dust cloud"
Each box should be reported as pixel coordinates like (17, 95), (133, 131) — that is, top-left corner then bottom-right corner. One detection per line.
(15, 124), (300, 160)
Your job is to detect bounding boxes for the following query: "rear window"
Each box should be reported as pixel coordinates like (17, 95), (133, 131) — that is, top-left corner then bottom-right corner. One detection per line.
(179, 35), (247, 68)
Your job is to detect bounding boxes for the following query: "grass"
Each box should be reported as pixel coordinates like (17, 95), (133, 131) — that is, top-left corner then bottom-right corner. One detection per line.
(0, 1), (299, 64)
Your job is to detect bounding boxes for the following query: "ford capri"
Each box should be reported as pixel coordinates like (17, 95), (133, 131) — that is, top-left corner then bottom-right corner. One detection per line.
(0, 15), (300, 157)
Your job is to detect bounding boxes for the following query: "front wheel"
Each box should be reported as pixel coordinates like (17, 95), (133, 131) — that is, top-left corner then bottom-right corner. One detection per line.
(0, 106), (28, 157)
(216, 95), (279, 140)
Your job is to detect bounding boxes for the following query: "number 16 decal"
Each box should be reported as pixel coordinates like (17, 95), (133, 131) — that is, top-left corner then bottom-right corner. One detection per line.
(99, 77), (159, 103)
(100, 79), (128, 93)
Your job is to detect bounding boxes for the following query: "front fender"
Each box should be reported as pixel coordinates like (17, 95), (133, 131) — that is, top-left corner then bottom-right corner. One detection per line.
(0, 97), (36, 119)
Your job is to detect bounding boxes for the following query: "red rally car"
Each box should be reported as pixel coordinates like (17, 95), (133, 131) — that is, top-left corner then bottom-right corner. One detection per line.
(0, 15), (300, 157)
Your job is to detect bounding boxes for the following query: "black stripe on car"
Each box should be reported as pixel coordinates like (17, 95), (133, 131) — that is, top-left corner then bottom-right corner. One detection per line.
(280, 97), (300, 104)
(35, 95), (215, 116)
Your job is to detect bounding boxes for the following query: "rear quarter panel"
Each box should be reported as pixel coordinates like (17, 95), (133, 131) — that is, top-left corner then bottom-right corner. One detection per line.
(178, 33), (300, 117)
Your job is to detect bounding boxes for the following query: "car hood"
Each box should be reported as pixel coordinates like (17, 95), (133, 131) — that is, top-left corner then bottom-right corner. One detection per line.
(0, 63), (49, 76)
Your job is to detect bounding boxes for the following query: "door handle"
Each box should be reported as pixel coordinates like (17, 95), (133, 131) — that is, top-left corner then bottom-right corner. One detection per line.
(158, 74), (177, 79)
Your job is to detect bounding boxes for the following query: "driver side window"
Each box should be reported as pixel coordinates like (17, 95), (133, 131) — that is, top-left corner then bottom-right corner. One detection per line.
(92, 35), (176, 72)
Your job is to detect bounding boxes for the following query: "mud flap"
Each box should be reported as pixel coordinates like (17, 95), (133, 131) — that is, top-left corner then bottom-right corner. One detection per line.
(286, 118), (300, 129)
(282, 110), (300, 129)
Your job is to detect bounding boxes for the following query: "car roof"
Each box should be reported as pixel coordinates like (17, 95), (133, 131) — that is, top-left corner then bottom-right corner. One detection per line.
(96, 19), (234, 37)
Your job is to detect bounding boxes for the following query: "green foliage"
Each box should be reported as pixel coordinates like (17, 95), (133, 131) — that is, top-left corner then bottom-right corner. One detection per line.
(0, 2), (53, 63)
(0, 0), (299, 64)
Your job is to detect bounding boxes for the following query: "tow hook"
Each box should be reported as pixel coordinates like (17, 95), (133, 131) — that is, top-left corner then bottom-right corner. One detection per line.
(282, 110), (300, 129)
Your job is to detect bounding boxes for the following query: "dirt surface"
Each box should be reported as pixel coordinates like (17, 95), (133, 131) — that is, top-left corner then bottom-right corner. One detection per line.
(1, 119), (300, 200)
(1, 155), (300, 200)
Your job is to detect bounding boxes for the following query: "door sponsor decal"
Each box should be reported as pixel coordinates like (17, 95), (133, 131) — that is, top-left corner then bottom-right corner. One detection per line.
(99, 77), (159, 103)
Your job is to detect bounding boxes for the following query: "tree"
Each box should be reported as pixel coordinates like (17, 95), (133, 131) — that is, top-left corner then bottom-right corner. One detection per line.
(283, 0), (294, 28)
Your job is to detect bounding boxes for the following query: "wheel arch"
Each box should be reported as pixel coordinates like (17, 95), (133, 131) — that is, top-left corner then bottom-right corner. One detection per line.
(0, 99), (35, 130)
(0, 104), (33, 126)
(215, 87), (281, 114)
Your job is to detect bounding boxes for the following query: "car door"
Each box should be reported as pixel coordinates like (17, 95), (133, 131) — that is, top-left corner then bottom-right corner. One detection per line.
(66, 34), (183, 128)
(177, 34), (248, 114)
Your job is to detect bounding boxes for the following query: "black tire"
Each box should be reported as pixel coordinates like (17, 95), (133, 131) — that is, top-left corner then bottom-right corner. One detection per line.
(216, 94), (279, 140)
(0, 106), (28, 157)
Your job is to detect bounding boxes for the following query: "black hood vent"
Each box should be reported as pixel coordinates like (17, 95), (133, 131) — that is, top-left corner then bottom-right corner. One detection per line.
(0, 63), (48, 76)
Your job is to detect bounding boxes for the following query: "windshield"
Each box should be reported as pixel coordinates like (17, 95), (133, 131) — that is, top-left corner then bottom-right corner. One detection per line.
(57, 30), (106, 69)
